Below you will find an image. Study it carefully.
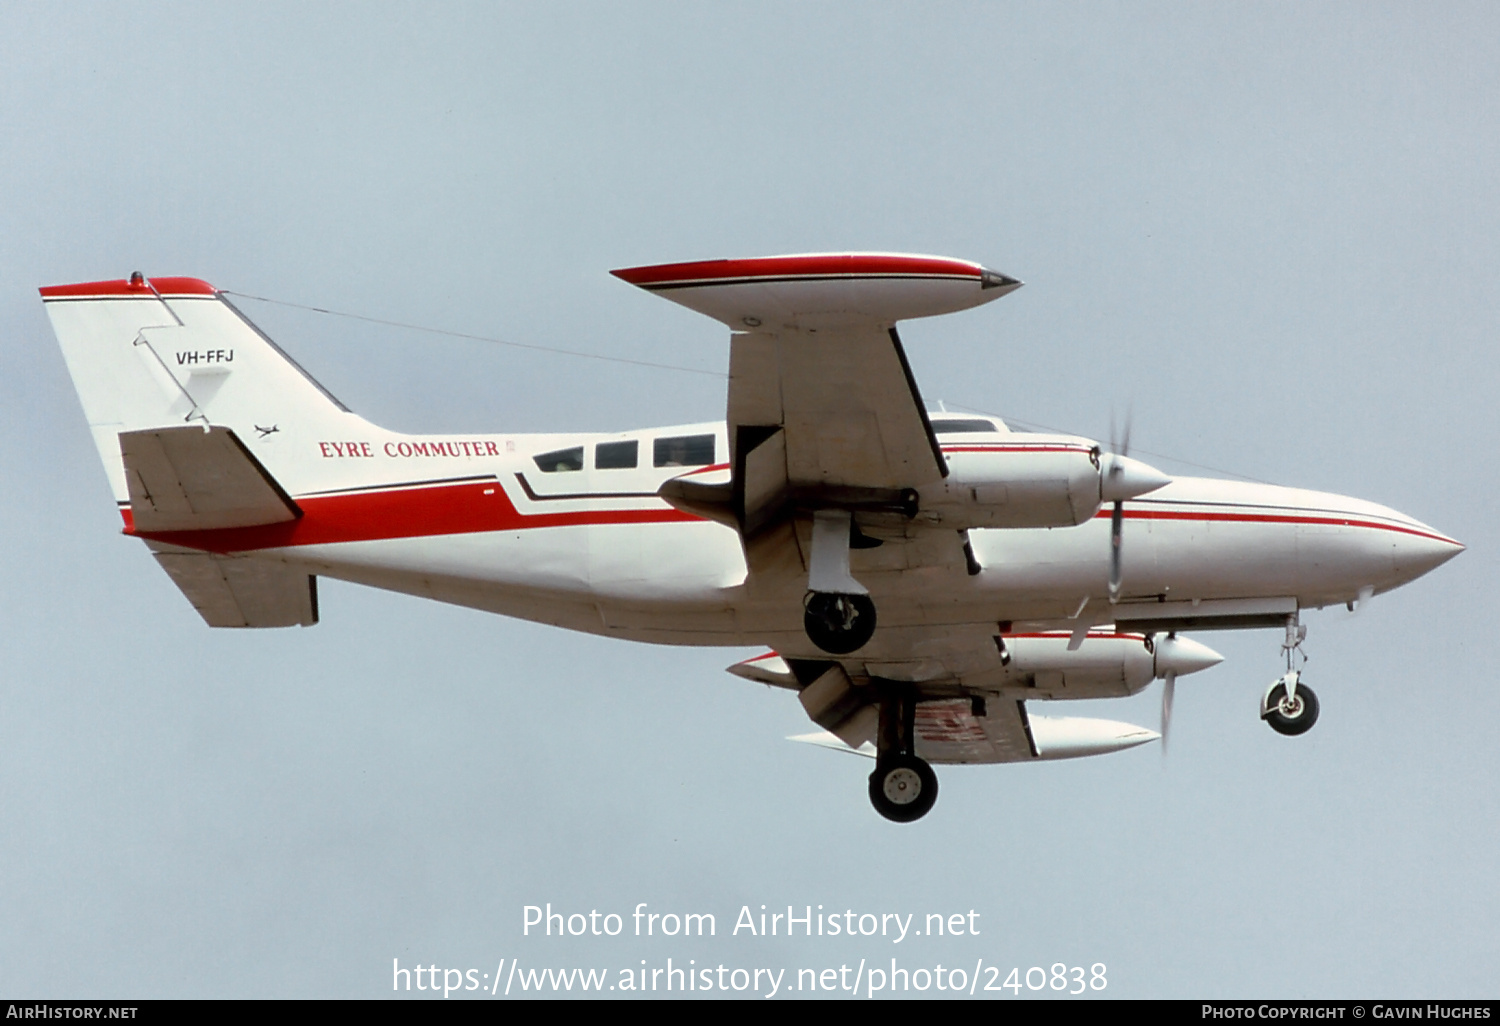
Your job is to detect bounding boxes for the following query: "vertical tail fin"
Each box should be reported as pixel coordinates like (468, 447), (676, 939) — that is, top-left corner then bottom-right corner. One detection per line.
(41, 274), (366, 504)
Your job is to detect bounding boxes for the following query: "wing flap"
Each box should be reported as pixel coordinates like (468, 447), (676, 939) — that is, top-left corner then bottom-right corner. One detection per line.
(915, 698), (1038, 764)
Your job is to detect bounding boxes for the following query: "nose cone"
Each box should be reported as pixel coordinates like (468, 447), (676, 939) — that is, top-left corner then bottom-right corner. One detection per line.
(979, 268), (1024, 296)
(1153, 635), (1225, 679)
(1390, 523), (1465, 585)
(1100, 454), (1172, 503)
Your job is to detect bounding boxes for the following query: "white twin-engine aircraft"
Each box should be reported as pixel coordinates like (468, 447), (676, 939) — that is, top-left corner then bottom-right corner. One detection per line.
(42, 253), (1463, 822)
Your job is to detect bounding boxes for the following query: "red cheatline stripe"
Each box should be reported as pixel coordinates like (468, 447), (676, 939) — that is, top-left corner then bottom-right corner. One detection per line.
(40, 276), (217, 299)
(942, 444), (1091, 454)
(118, 476), (1460, 554)
(612, 254), (983, 288)
(741, 652), (782, 664)
(1004, 631), (1147, 641)
(1096, 507), (1459, 545)
(125, 477), (698, 554)
(673, 462), (731, 477)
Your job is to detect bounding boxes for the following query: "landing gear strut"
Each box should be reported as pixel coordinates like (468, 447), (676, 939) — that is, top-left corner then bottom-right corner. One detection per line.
(1261, 615), (1320, 736)
(868, 690), (938, 823)
(803, 509), (877, 654)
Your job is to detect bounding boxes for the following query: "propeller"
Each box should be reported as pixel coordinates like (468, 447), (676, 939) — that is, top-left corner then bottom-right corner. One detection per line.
(1151, 632), (1225, 757)
(1110, 414), (1128, 600)
(1160, 670), (1176, 755)
(1104, 414), (1133, 602)
(1099, 414), (1171, 602)
(1109, 491), (1125, 602)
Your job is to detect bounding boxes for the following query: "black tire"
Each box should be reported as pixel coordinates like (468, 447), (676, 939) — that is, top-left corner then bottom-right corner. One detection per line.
(1264, 681), (1320, 736)
(803, 591), (877, 654)
(868, 754), (939, 823)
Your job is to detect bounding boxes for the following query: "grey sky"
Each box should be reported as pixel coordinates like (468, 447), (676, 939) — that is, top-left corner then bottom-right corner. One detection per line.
(2, 2), (1495, 997)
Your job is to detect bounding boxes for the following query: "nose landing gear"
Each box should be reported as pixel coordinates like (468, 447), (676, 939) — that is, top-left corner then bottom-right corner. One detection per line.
(1261, 615), (1320, 736)
(1262, 674), (1320, 735)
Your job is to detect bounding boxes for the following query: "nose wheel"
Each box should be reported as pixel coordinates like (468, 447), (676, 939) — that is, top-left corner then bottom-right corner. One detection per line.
(1261, 616), (1320, 736)
(1262, 675), (1320, 736)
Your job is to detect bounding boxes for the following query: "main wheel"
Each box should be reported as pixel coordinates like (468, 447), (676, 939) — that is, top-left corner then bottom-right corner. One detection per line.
(803, 591), (877, 654)
(1264, 681), (1320, 736)
(868, 753), (938, 823)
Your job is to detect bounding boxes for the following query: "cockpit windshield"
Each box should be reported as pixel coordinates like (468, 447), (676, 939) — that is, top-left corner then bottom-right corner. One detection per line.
(930, 417), (1007, 435)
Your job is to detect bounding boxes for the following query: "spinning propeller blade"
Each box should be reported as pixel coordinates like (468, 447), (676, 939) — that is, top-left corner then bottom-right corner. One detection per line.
(1108, 413), (1132, 603)
(1151, 632), (1222, 757)
(1109, 500), (1124, 601)
(1100, 412), (1170, 603)
(1161, 671), (1176, 755)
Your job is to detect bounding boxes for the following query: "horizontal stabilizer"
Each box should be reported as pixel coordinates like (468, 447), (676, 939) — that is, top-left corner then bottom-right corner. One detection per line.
(787, 731), (877, 758)
(725, 651), (798, 688)
(121, 425), (300, 532)
(151, 547), (317, 628)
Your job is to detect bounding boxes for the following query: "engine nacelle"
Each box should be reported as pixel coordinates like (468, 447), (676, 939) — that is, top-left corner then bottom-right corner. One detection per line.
(999, 629), (1222, 699)
(913, 434), (1170, 530)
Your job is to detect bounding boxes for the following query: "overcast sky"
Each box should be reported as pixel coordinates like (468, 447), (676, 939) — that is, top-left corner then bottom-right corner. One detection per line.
(2, 2), (1495, 999)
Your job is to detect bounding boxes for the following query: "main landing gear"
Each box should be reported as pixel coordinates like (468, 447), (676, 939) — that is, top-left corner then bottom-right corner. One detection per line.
(804, 509), (878, 654)
(804, 592), (877, 655)
(1261, 615), (1320, 736)
(868, 690), (938, 823)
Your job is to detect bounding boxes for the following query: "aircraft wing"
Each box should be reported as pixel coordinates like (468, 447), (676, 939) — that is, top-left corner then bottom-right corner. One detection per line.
(788, 703), (1161, 766)
(725, 323), (943, 533)
(613, 253), (1021, 537)
(785, 698), (1039, 764)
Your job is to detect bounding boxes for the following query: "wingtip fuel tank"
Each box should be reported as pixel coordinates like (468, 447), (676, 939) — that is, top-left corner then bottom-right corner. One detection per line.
(612, 252), (1022, 330)
(1030, 716), (1161, 760)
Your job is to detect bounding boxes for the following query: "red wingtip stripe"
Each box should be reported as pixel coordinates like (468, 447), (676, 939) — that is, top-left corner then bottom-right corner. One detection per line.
(40, 276), (218, 299)
(611, 253), (984, 288)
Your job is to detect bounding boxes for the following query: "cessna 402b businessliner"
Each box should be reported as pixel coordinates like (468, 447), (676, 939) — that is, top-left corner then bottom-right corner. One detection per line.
(41, 253), (1463, 822)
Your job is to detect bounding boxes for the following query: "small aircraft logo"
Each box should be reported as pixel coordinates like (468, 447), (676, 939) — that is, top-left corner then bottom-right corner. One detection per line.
(254, 424), (279, 438)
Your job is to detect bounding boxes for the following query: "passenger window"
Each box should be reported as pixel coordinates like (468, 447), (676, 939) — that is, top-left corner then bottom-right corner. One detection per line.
(595, 440), (638, 470)
(533, 446), (583, 473)
(653, 434), (716, 468)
